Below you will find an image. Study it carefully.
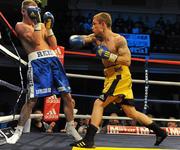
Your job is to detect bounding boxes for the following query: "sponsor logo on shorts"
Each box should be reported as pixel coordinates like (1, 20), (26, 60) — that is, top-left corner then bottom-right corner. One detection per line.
(57, 86), (71, 92)
(57, 87), (66, 91)
(99, 94), (105, 100)
(36, 88), (51, 94)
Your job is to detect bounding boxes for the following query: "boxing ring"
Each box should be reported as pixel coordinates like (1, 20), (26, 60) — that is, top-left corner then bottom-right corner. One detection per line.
(0, 132), (179, 150)
(0, 12), (180, 150)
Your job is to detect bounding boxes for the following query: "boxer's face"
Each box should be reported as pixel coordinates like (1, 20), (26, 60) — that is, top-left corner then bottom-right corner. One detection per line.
(92, 17), (103, 36)
(22, 3), (37, 19)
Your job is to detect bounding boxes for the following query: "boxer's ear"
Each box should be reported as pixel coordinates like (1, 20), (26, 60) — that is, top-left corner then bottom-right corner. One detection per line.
(102, 21), (106, 27)
(21, 9), (25, 15)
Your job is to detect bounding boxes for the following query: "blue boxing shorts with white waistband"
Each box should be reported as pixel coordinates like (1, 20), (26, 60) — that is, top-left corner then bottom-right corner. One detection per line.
(27, 50), (71, 99)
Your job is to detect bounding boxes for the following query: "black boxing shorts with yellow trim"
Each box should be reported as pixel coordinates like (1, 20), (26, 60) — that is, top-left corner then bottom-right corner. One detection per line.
(99, 65), (134, 106)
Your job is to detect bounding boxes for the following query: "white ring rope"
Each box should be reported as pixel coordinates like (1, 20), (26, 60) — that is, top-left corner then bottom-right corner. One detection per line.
(67, 73), (180, 86)
(0, 44), (179, 86)
(0, 45), (179, 129)
(0, 44), (27, 66)
(0, 114), (180, 124)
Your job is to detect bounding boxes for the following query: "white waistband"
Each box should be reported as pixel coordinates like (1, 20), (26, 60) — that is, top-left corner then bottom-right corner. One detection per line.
(28, 50), (57, 62)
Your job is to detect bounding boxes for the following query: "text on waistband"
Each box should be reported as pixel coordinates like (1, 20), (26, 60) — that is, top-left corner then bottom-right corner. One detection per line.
(37, 50), (54, 57)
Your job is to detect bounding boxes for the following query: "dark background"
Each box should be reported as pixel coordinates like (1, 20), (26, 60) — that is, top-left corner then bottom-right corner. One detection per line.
(0, 0), (179, 121)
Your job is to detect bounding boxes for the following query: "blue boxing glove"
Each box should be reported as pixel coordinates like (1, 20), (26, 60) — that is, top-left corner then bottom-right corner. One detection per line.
(43, 12), (54, 36)
(69, 35), (85, 49)
(27, 6), (41, 30)
(96, 45), (118, 63)
(43, 12), (54, 29)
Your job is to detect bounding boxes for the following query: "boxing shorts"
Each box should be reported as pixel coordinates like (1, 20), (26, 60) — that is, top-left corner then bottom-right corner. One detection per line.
(99, 65), (134, 106)
(27, 50), (71, 99)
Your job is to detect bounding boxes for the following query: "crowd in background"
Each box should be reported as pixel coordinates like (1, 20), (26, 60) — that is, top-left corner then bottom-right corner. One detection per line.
(0, 2), (179, 134)
(1, 99), (179, 133)
(56, 11), (180, 54)
(1, 8), (180, 54)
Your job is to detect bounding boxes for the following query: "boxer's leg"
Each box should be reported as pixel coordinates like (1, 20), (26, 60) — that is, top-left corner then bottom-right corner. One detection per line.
(7, 98), (37, 144)
(70, 99), (102, 148)
(70, 97), (112, 148)
(62, 93), (82, 141)
(122, 104), (167, 146)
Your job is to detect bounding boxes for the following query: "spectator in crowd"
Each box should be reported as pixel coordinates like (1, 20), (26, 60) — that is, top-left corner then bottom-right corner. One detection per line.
(167, 117), (178, 128)
(101, 113), (120, 133)
(127, 119), (137, 126)
(78, 117), (90, 134)
(31, 110), (56, 133)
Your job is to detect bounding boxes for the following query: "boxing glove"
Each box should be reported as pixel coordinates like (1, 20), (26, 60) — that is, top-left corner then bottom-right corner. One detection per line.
(43, 12), (54, 29)
(69, 35), (85, 49)
(43, 12), (54, 36)
(95, 45), (118, 63)
(27, 6), (41, 31)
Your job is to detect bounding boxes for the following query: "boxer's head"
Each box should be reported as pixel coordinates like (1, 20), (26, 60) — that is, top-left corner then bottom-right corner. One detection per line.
(92, 12), (112, 35)
(21, 0), (37, 15)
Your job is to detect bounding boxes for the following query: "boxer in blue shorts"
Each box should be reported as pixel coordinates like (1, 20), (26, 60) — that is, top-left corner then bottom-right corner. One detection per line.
(6, 0), (82, 144)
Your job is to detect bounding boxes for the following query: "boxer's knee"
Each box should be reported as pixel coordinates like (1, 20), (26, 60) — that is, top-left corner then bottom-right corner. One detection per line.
(94, 99), (103, 107)
(26, 98), (37, 109)
(122, 105), (137, 119)
(62, 93), (72, 102)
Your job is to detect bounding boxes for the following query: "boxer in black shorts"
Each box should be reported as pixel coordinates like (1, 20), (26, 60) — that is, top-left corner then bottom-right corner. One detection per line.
(69, 12), (167, 148)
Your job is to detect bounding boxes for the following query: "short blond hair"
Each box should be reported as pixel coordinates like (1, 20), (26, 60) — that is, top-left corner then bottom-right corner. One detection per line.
(93, 12), (112, 28)
(21, 0), (37, 9)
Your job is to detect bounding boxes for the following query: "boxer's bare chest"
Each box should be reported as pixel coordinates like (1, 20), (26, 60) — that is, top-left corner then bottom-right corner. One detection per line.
(100, 37), (117, 54)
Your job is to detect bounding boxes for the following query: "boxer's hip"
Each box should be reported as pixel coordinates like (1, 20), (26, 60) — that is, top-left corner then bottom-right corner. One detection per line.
(28, 50), (57, 62)
(104, 64), (131, 78)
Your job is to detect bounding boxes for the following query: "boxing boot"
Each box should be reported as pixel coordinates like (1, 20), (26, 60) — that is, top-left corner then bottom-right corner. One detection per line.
(6, 126), (23, 144)
(147, 122), (167, 146)
(66, 121), (82, 141)
(70, 124), (98, 148)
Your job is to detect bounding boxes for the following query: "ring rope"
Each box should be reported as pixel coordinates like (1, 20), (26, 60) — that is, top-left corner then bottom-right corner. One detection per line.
(0, 79), (25, 93)
(65, 50), (180, 65)
(0, 44), (27, 66)
(0, 114), (180, 124)
(0, 44), (179, 86)
(0, 12), (17, 37)
(71, 94), (180, 104)
(67, 73), (180, 86)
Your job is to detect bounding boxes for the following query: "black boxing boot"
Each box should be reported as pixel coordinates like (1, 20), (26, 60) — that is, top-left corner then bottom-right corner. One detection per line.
(70, 124), (98, 148)
(147, 122), (167, 146)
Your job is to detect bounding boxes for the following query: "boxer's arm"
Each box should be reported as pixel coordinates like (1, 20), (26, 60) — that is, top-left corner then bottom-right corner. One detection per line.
(43, 11), (57, 48)
(44, 24), (57, 48)
(82, 34), (96, 44)
(46, 32), (57, 49)
(15, 23), (42, 47)
(115, 36), (131, 66)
